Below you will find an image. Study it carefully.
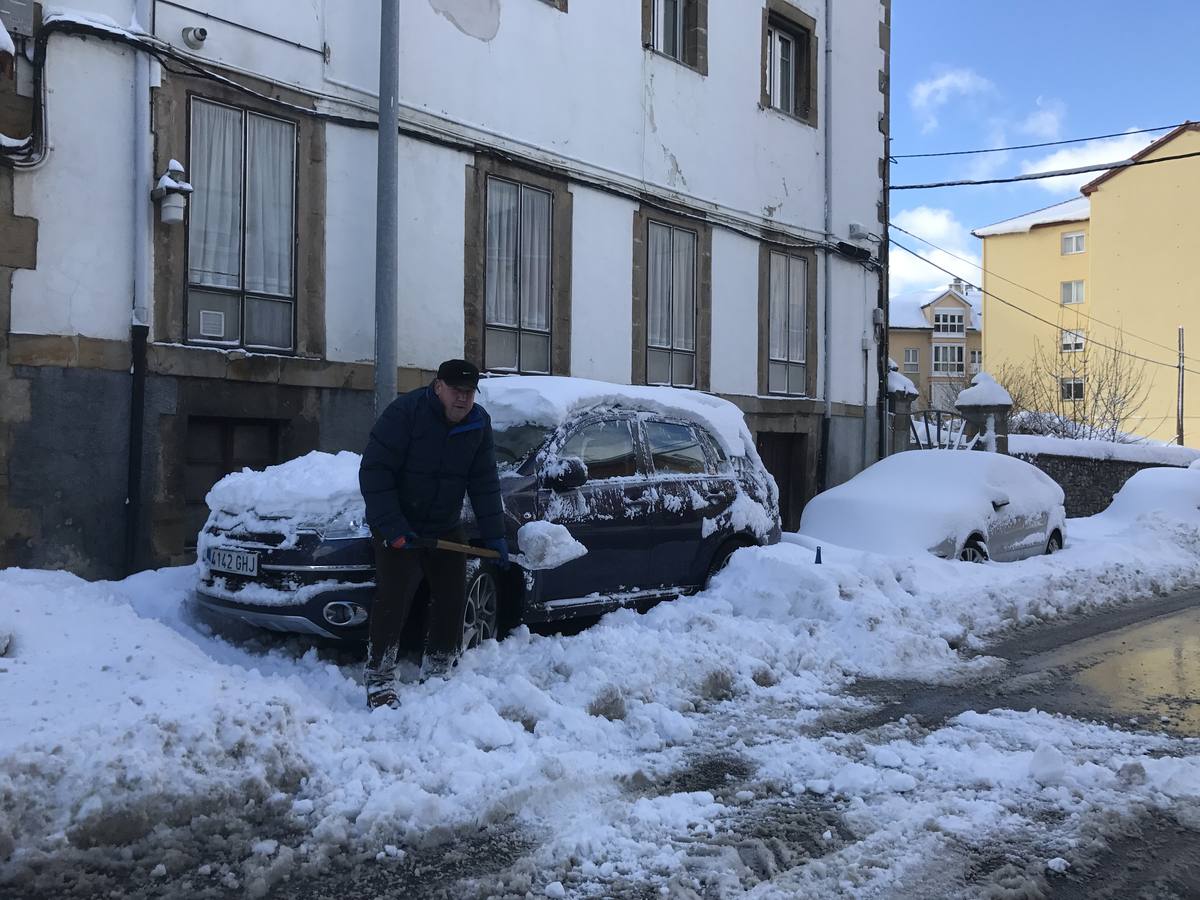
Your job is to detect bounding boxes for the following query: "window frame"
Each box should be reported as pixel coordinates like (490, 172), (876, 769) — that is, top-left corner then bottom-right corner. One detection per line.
(1061, 329), (1086, 353)
(481, 174), (555, 375)
(1061, 377), (1085, 402)
(969, 348), (982, 373)
(538, 0), (568, 10)
(646, 220), (698, 387)
(642, 0), (708, 75)
(644, 418), (714, 476)
(465, 155), (573, 376)
(758, 242), (817, 398)
(760, 1), (819, 127)
(902, 347), (920, 373)
(1061, 231), (1086, 255)
(553, 415), (642, 482)
(765, 249), (810, 396)
(1061, 279), (1086, 305)
(933, 311), (966, 336)
(932, 343), (965, 375)
(183, 95), (300, 353)
(632, 205), (712, 390)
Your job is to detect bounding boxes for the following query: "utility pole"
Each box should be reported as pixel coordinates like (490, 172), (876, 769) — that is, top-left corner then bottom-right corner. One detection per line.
(1179, 326), (1185, 446)
(374, 0), (401, 417)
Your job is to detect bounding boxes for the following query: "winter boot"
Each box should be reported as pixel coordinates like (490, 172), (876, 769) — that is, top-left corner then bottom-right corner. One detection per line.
(419, 652), (459, 684)
(365, 667), (400, 711)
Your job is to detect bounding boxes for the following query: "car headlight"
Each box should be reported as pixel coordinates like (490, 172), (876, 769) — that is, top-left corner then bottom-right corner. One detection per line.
(321, 513), (371, 541)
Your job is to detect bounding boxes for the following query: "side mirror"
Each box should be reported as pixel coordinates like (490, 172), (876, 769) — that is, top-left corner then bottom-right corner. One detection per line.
(542, 456), (588, 491)
(991, 496), (1010, 511)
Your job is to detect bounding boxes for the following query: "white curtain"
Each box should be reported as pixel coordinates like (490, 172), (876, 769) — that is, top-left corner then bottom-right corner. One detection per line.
(519, 186), (551, 331)
(188, 100), (242, 288)
(245, 113), (295, 297)
(647, 223), (672, 348)
(788, 256), (806, 362)
(485, 178), (520, 327)
(672, 228), (696, 351)
(769, 252), (787, 360)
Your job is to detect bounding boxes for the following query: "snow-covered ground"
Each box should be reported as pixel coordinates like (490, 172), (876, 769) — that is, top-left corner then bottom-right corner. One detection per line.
(3, 469), (1200, 897)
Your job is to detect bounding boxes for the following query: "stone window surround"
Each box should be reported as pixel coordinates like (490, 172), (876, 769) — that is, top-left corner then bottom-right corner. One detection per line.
(631, 204), (712, 390)
(539, 0), (568, 10)
(757, 241), (818, 397)
(152, 69), (326, 357)
(463, 153), (573, 376)
(760, 0), (819, 128)
(641, 0), (710, 76)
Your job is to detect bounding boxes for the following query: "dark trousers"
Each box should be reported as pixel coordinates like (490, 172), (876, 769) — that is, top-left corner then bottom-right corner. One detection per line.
(366, 529), (466, 682)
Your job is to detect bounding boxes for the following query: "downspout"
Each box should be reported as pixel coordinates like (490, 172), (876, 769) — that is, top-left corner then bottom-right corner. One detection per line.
(125, 0), (152, 575)
(817, 0), (834, 491)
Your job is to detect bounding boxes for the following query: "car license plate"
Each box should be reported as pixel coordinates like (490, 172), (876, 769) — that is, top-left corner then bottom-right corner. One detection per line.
(206, 547), (259, 577)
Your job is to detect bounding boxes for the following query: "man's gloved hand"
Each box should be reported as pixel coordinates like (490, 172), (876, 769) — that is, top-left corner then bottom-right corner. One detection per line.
(388, 532), (418, 550)
(483, 537), (509, 570)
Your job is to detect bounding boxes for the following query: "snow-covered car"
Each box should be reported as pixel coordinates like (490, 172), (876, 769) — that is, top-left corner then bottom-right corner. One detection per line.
(798, 449), (1065, 562)
(194, 376), (781, 644)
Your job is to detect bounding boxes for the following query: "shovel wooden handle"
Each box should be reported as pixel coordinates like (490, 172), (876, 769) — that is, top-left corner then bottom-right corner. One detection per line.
(412, 537), (500, 559)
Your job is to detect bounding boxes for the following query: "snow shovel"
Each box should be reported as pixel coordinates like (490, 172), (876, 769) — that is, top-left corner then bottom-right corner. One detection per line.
(409, 523), (588, 570)
(407, 537), (500, 559)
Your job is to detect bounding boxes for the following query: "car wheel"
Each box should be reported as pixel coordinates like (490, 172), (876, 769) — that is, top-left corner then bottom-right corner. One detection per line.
(1045, 532), (1063, 555)
(958, 539), (988, 564)
(704, 540), (745, 589)
(462, 568), (499, 650)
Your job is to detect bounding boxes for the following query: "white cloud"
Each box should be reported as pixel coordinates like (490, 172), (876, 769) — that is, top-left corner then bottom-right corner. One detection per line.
(889, 207), (981, 297)
(1017, 97), (1065, 141)
(909, 68), (993, 133)
(1019, 131), (1157, 194)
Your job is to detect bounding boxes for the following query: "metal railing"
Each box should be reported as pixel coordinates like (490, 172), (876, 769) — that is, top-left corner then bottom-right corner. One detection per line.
(910, 409), (979, 450)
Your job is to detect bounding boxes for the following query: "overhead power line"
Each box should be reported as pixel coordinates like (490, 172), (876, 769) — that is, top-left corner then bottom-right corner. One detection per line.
(891, 148), (1200, 190)
(887, 222), (1200, 364)
(887, 239), (1200, 378)
(891, 122), (1184, 160)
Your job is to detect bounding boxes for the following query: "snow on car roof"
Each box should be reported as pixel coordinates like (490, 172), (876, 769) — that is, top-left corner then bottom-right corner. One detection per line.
(478, 375), (755, 458)
(799, 450), (1064, 556)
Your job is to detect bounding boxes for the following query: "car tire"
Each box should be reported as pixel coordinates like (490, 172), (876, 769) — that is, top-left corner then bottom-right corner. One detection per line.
(462, 568), (500, 650)
(958, 538), (989, 564)
(1045, 532), (1063, 555)
(704, 540), (746, 589)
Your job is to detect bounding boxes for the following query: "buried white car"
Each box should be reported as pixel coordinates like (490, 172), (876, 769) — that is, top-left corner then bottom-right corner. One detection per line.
(799, 449), (1066, 562)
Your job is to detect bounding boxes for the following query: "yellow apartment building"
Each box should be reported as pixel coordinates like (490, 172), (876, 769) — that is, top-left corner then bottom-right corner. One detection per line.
(972, 122), (1200, 443)
(888, 279), (982, 410)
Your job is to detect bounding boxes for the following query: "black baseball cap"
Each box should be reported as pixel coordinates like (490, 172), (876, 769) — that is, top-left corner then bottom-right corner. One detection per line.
(436, 359), (481, 390)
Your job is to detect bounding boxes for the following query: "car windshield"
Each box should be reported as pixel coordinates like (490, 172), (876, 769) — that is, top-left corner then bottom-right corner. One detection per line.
(494, 424), (551, 471)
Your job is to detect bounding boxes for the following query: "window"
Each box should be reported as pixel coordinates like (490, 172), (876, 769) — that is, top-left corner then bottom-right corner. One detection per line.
(1061, 280), (1085, 305)
(767, 251), (808, 395)
(647, 220), (698, 387)
(1061, 329), (1086, 353)
(761, 3), (817, 124)
(969, 349), (982, 373)
(187, 98), (297, 351)
(539, 0), (568, 9)
(933, 311), (965, 335)
(645, 0), (707, 72)
(484, 176), (552, 374)
(933, 344), (964, 374)
(558, 419), (638, 480)
(1061, 378), (1084, 401)
(1061, 231), (1086, 255)
(646, 421), (709, 475)
(903, 347), (919, 373)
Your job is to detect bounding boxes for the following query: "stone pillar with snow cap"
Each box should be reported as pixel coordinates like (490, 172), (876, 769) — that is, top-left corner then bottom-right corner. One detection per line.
(955, 372), (1013, 454)
(886, 358), (919, 454)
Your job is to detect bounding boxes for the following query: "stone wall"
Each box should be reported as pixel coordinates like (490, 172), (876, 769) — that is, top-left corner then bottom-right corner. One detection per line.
(1011, 452), (1186, 518)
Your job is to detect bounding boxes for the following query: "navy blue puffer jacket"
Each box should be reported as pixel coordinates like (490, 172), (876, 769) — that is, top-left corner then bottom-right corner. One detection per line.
(359, 385), (504, 544)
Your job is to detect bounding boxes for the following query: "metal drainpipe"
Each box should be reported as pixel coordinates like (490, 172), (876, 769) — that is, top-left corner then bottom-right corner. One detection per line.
(817, 0), (834, 491)
(125, 0), (152, 576)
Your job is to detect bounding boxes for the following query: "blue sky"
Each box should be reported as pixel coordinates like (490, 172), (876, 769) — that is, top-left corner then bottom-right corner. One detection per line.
(888, 0), (1200, 296)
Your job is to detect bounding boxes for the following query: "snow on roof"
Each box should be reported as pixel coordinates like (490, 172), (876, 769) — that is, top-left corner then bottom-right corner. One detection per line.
(1009, 434), (1200, 467)
(890, 284), (982, 331)
(478, 375), (755, 459)
(887, 369), (918, 398)
(0, 16), (15, 57)
(973, 197), (1090, 237)
(956, 372), (1012, 407)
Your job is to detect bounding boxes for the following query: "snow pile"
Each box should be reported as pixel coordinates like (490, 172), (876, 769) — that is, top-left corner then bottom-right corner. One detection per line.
(1011, 434), (1200, 466)
(515, 521), (588, 570)
(973, 197), (1090, 237)
(956, 371), (1012, 407)
(798, 450), (1064, 556)
(886, 359), (918, 398)
(1074, 466), (1200, 534)
(479, 375), (755, 460)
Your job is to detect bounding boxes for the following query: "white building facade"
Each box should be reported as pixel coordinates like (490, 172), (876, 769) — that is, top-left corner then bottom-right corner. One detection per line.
(0, 0), (890, 576)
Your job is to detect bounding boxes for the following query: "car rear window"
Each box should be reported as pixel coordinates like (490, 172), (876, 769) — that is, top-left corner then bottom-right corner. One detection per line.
(494, 424), (551, 471)
(559, 419), (638, 479)
(645, 421), (709, 475)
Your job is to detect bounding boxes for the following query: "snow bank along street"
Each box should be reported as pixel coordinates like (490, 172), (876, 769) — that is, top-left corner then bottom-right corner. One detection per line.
(3, 468), (1200, 897)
